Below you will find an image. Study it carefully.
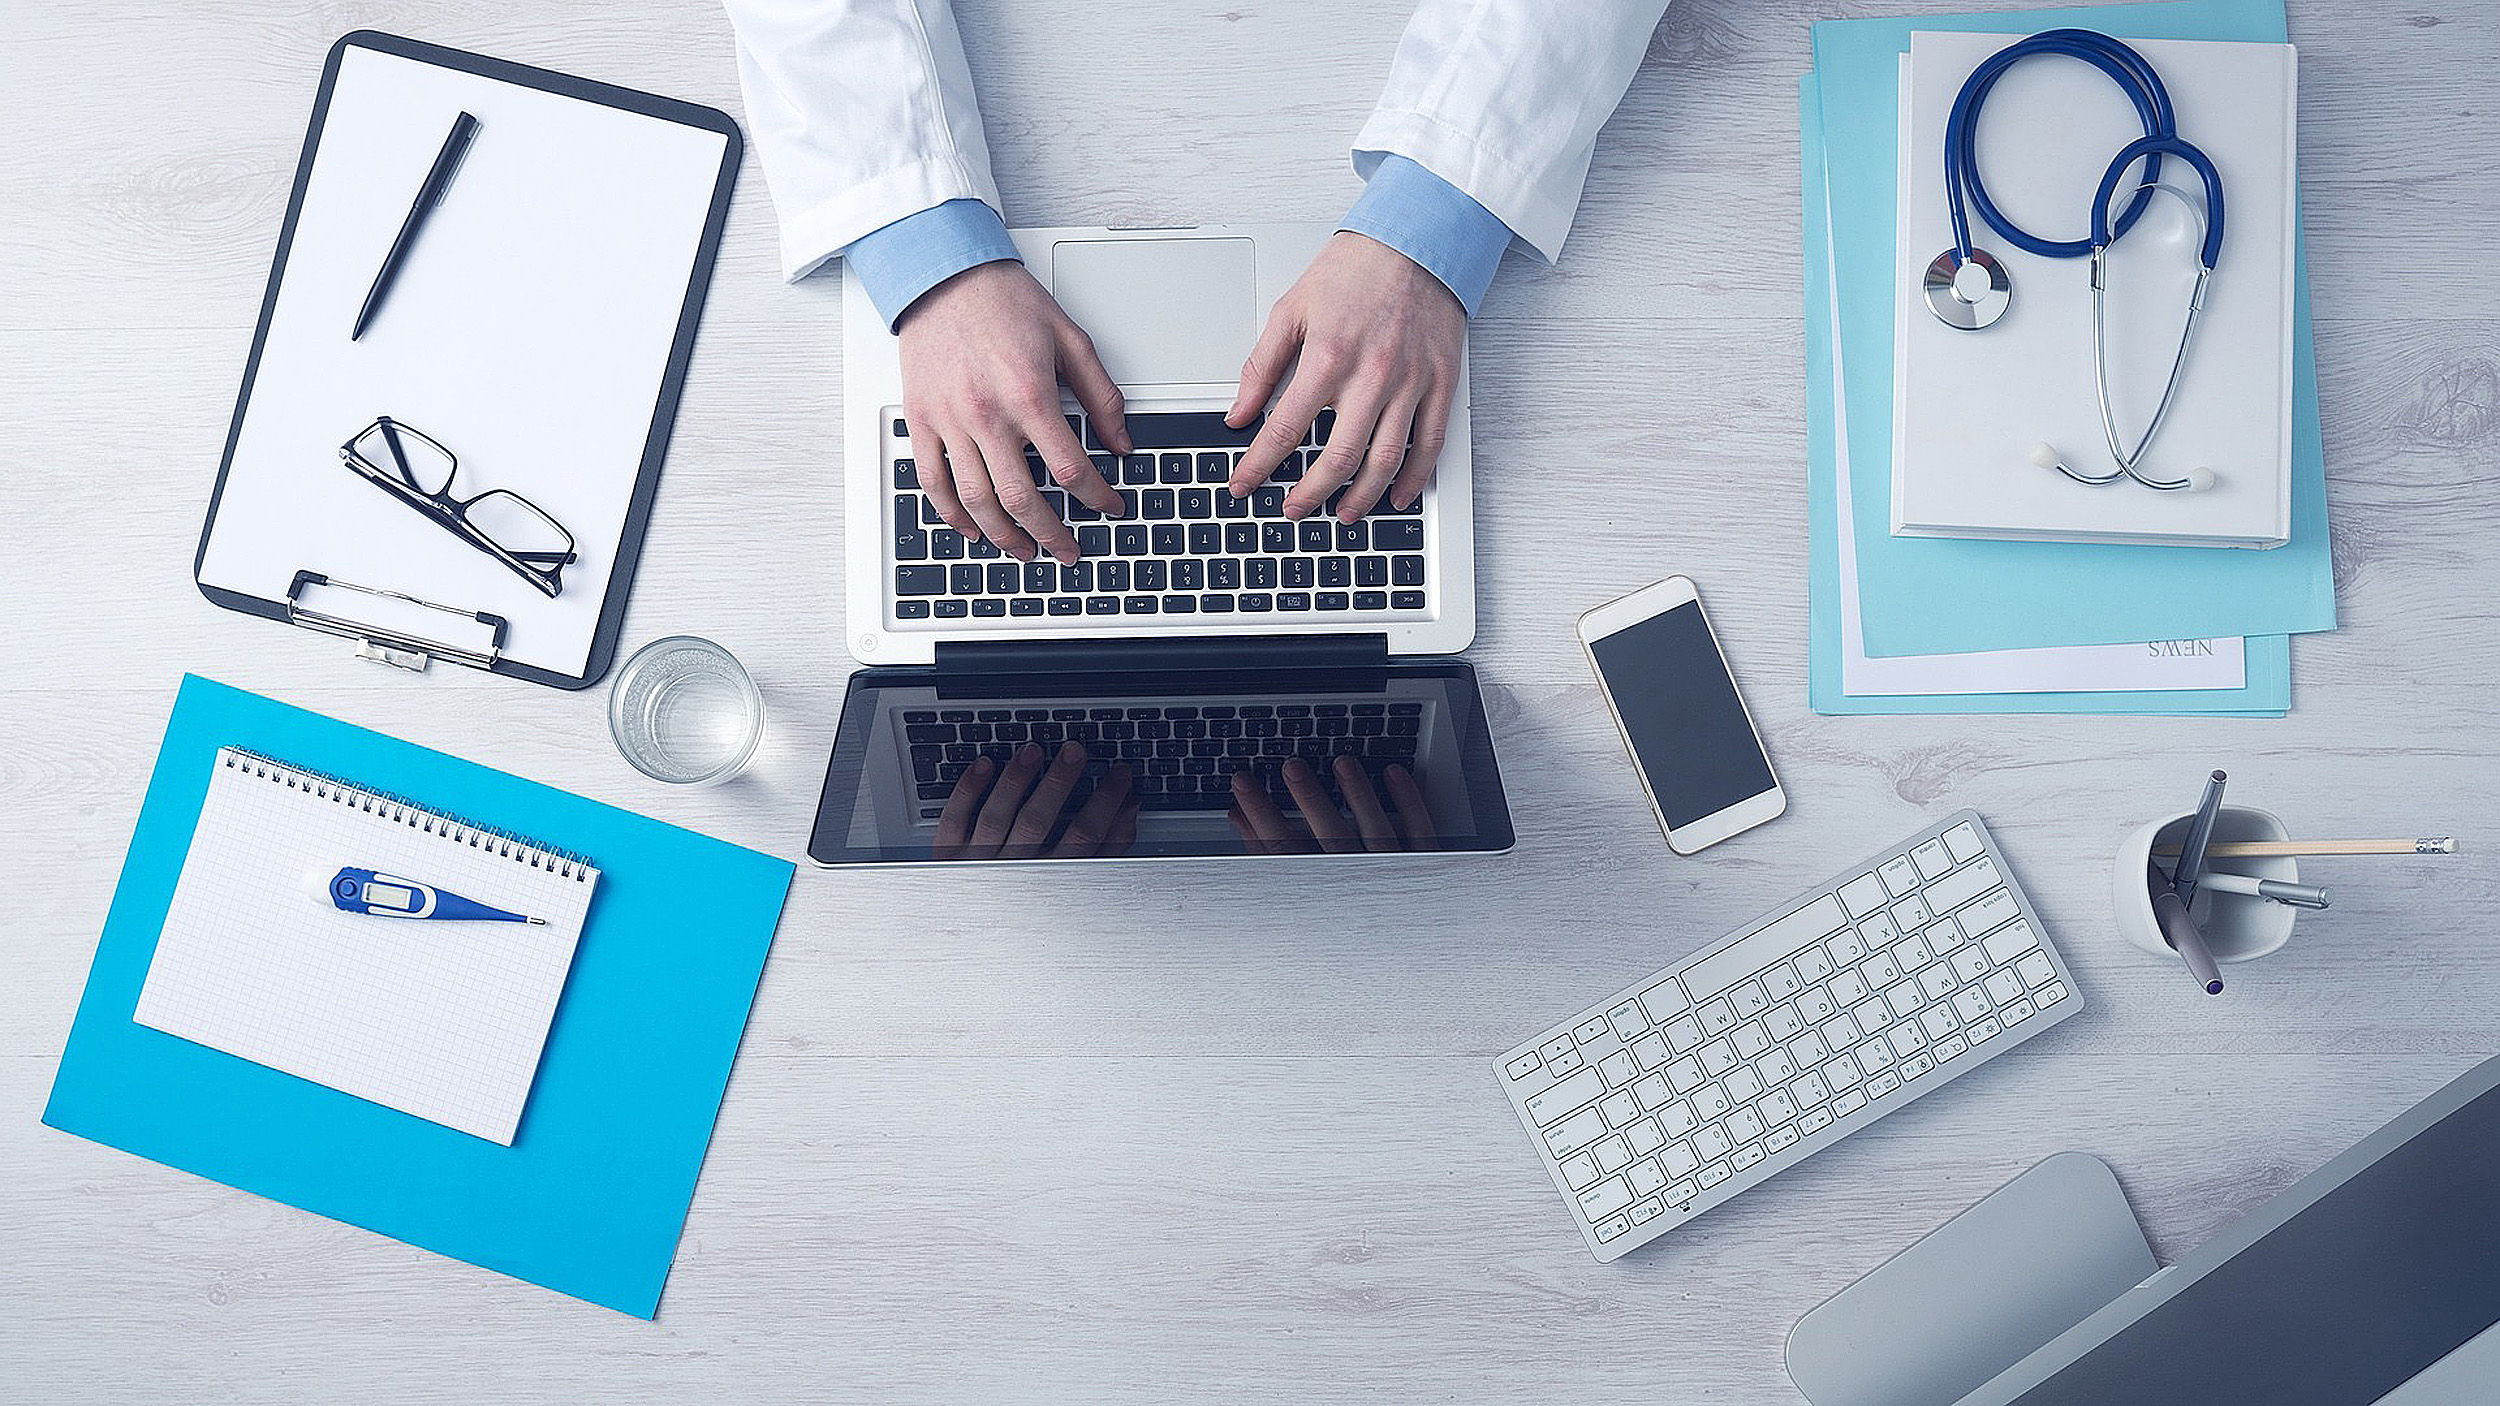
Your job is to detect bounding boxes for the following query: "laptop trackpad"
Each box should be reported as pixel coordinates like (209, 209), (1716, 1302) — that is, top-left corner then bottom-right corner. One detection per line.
(1050, 238), (1257, 387)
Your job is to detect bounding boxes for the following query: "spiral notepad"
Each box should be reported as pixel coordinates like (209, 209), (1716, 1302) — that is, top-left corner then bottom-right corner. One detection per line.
(133, 747), (599, 1144)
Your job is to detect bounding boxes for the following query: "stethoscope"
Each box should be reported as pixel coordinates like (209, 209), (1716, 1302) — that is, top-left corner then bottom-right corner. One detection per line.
(1922, 29), (2226, 493)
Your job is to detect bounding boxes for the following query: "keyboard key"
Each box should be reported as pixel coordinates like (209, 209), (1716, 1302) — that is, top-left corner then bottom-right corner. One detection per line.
(1631, 1075), (1674, 1112)
(1663, 1056), (1704, 1094)
(1503, 1051), (1543, 1081)
(1626, 1157), (1668, 1196)
(1591, 1134), (1635, 1172)
(1696, 1162), (1732, 1190)
(1626, 1119), (1667, 1157)
(2016, 951), (2057, 989)
(1923, 856), (2002, 916)
(1962, 888), (2024, 942)
(1577, 1176), (1634, 1222)
(1391, 590), (1426, 610)
(1943, 822), (1985, 863)
(1629, 1197), (1662, 1225)
(1800, 1107), (1832, 1135)
(895, 565), (946, 595)
(2004, 997), (2036, 1026)
(1527, 1068), (1604, 1125)
(1559, 1151), (1603, 1191)
(1698, 999), (1738, 1036)
(1573, 1015), (1612, 1046)
(1833, 1089), (1867, 1117)
(1731, 1143), (1765, 1172)
(2037, 979), (2071, 1008)
(1900, 1053), (1934, 1081)
(1594, 1213), (1632, 1242)
(1630, 1033), (1671, 1071)
(1866, 1071), (1901, 1100)
(1935, 1035), (1969, 1062)
(1693, 1126), (1733, 1161)
(1839, 873), (1889, 917)
(1879, 855), (1921, 895)
(1598, 1050), (1640, 1088)
(1373, 519), (1423, 551)
(1126, 410), (1263, 450)
(1698, 1040), (1738, 1078)
(1912, 839), (1953, 880)
(1984, 917), (2042, 966)
(1766, 1125), (1799, 1154)
(1970, 1016), (2002, 1043)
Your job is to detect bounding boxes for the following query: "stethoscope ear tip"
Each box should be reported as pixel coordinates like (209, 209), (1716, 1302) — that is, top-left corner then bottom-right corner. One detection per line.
(2184, 466), (2217, 492)
(2026, 441), (2063, 470)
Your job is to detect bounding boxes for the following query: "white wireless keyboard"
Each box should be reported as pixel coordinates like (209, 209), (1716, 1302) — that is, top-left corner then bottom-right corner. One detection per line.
(1496, 811), (2080, 1261)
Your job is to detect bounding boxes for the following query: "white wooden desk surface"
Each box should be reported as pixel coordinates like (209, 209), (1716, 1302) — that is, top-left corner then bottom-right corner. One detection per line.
(6, 1), (2498, 1400)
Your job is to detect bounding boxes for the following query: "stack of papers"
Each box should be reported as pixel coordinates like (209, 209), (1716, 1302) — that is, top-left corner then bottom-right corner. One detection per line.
(1802, 0), (2336, 715)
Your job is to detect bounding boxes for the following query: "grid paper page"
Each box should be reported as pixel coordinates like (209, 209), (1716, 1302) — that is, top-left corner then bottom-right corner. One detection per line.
(134, 749), (599, 1144)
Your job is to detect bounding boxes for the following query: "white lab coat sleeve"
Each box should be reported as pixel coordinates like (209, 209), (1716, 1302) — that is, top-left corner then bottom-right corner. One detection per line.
(1354, 0), (1673, 262)
(719, 0), (1004, 281)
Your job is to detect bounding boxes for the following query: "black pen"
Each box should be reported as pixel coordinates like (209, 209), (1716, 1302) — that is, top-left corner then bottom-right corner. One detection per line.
(351, 111), (479, 341)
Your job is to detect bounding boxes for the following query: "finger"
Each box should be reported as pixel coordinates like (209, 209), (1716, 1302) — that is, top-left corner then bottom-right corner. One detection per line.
(1387, 382), (1454, 512)
(1227, 806), (1269, 856)
(1057, 322), (1130, 455)
(950, 437), (1040, 557)
(1030, 405), (1124, 525)
(1102, 795), (1141, 857)
(1229, 771), (1306, 852)
(969, 744), (1048, 853)
(962, 431), (1049, 563)
(1385, 763), (1438, 849)
(1286, 394), (1383, 520)
(986, 420), (1078, 565)
(1005, 742), (1088, 852)
(912, 421), (976, 538)
(932, 755), (994, 860)
(1230, 363), (1333, 497)
(1336, 392), (1417, 522)
(1334, 754), (1399, 852)
(1052, 763), (1134, 858)
(1228, 303), (1303, 426)
(1281, 757), (1358, 853)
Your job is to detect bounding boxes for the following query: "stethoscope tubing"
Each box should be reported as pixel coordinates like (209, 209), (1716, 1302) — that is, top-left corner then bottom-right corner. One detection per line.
(1944, 28), (2176, 261)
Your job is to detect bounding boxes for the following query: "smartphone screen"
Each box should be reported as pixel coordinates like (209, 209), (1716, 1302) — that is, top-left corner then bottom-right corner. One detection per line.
(1588, 601), (1775, 829)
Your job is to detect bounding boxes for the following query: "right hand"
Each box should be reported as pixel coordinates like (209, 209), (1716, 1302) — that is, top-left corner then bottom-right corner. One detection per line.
(932, 743), (1140, 861)
(898, 261), (1131, 565)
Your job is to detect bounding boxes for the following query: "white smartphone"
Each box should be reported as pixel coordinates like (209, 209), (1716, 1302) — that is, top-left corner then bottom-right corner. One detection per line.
(1577, 575), (1785, 855)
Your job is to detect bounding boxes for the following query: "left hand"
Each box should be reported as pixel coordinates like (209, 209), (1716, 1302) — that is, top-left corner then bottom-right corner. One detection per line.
(1224, 232), (1465, 523)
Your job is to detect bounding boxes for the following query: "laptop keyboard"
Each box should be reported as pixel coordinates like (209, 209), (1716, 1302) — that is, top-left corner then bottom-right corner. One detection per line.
(903, 700), (1426, 818)
(887, 410), (1432, 622)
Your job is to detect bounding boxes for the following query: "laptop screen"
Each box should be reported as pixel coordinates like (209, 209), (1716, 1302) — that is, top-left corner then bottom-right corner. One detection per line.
(807, 661), (1513, 865)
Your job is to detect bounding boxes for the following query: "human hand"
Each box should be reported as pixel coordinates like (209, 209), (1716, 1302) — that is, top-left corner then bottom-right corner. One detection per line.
(898, 262), (1131, 565)
(1224, 231), (1465, 523)
(1227, 755), (1438, 854)
(932, 742), (1141, 860)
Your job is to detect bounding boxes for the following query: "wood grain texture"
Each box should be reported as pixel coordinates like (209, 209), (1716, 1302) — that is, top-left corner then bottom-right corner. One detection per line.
(4, 1), (2498, 1401)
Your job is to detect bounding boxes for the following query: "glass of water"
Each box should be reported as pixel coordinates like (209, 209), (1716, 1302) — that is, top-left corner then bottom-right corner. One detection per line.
(607, 635), (765, 785)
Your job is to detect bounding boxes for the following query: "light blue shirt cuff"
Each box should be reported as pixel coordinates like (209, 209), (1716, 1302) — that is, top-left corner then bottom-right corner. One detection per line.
(1338, 155), (1515, 317)
(845, 198), (1023, 330)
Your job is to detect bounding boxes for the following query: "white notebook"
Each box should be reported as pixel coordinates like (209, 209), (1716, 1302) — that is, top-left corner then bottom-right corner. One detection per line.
(1890, 33), (2297, 548)
(134, 748), (598, 1144)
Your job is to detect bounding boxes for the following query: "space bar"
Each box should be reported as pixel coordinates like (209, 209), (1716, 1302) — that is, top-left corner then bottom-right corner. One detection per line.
(1679, 893), (1850, 1000)
(1123, 411), (1263, 450)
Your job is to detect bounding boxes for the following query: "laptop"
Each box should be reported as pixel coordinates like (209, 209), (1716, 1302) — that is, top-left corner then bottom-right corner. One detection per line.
(815, 223), (1510, 866)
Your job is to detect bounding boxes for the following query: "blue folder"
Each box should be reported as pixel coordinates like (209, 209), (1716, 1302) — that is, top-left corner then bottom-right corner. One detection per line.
(1810, 0), (2335, 659)
(43, 675), (794, 1317)
(1806, 72), (2288, 716)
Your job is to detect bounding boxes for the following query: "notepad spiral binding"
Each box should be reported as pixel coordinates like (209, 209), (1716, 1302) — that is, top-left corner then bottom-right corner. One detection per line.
(222, 748), (594, 880)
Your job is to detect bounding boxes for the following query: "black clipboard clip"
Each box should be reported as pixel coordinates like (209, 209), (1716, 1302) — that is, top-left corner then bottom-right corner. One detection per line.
(285, 570), (509, 673)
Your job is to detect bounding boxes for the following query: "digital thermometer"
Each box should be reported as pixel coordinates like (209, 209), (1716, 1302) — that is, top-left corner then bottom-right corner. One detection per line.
(323, 866), (543, 924)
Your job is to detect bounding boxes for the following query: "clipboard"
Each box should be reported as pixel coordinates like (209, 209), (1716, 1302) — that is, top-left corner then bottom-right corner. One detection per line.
(194, 31), (741, 690)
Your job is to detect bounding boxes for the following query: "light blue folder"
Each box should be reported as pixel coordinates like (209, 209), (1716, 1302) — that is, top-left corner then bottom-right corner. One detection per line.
(1806, 73), (2288, 716)
(1812, 0), (2335, 659)
(43, 675), (795, 1318)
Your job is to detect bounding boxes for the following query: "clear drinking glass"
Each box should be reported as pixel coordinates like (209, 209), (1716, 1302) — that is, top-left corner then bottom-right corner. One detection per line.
(607, 635), (764, 785)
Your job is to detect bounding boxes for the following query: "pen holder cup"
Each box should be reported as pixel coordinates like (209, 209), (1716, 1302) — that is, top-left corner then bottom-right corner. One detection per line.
(2113, 806), (2300, 963)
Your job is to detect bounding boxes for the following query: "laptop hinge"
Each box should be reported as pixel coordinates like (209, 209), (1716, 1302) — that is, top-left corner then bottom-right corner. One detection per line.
(934, 633), (1388, 685)
(936, 633), (1387, 677)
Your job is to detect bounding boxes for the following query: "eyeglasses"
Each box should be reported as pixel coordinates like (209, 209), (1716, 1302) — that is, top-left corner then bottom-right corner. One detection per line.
(339, 417), (577, 599)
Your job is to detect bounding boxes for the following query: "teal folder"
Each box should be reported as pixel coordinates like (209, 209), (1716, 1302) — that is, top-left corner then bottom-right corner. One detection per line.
(1810, 0), (2336, 658)
(1805, 71), (2288, 716)
(42, 675), (795, 1317)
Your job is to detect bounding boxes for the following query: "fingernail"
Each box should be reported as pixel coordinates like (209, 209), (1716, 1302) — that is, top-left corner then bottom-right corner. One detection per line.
(1020, 743), (1043, 762)
(1059, 741), (1083, 762)
(970, 757), (993, 775)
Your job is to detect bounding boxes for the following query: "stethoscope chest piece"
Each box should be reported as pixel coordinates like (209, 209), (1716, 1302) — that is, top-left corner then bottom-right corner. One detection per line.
(1924, 246), (2011, 330)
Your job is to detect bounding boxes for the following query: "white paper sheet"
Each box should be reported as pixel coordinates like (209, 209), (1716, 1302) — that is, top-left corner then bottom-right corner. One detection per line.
(1890, 35), (2297, 547)
(196, 44), (728, 677)
(134, 749), (599, 1144)
(1818, 161), (2247, 697)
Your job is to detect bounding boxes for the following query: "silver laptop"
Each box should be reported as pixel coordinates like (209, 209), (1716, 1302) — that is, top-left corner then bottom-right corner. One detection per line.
(838, 223), (1477, 667)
